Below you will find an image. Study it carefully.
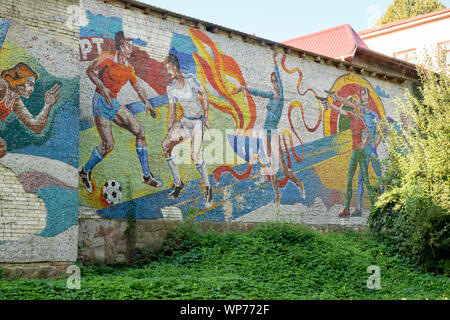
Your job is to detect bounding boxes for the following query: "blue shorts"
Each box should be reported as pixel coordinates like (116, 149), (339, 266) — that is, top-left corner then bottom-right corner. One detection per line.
(92, 91), (121, 121)
(264, 126), (278, 141)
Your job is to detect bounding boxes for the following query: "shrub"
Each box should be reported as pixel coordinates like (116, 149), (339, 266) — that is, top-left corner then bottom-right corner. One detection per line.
(368, 55), (449, 275)
(370, 188), (449, 275)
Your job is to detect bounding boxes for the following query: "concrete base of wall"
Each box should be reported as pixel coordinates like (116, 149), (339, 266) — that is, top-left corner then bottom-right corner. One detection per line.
(78, 214), (368, 266)
(78, 217), (262, 266)
(0, 218), (368, 278)
(0, 262), (72, 279)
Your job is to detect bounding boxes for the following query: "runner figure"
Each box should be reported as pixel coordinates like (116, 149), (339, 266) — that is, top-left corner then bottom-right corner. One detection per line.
(0, 62), (61, 158)
(162, 54), (213, 207)
(79, 31), (162, 193)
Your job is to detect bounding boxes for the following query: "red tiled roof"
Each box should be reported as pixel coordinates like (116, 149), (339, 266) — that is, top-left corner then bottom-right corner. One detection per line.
(281, 24), (368, 59)
(358, 8), (450, 36)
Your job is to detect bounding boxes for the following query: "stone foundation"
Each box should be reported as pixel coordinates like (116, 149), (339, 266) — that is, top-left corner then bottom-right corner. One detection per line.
(78, 208), (367, 266)
(0, 262), (72, 279)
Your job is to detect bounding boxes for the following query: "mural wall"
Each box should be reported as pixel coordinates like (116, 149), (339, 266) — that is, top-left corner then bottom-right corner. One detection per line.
(0, 16), (79, 262)
(78, 0), (407, 226)
(0, 0), (413, 266)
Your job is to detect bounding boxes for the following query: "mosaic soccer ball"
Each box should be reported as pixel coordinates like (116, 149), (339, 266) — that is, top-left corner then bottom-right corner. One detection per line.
(102, 180), (122, 205)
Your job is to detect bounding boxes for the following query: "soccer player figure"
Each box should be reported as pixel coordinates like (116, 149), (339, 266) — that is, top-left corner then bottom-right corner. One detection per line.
(322, 91), (375, 217)
(355, 87), (384, 216)
(79, 31), (162, 193)
(0, 63), (61, 158)
(233, 51), (305, 213)
(162, 54), (213, 207)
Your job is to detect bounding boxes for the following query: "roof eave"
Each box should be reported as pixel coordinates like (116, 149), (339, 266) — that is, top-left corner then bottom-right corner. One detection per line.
(355, 46), (417, 71)
(108, 0), (418, 82)
(358, 8), (450, 38)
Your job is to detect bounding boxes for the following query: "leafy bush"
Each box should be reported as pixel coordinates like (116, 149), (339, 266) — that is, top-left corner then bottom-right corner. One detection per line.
(1, 222), (449, 300)
(369, 56), (449, 275)
(370, 189), (449, 275)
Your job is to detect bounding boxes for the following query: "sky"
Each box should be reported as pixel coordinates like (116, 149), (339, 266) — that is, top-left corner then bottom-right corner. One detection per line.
(139, 0), (449, 42)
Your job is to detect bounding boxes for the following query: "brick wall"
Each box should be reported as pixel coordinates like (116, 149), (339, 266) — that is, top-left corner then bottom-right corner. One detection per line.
(0, 0), (79, 48)
(0, 0), (413, 270)
(0, 165), (46, 241)
(0, 0), (79, 263)
(78, 0), (410, 227)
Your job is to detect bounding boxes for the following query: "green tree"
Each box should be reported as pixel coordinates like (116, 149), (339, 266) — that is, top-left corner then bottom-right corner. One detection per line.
(377, 0), (446, 25)
(369, 55), (450, 275)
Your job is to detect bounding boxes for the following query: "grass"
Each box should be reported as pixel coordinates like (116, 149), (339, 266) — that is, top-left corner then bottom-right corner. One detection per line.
(0, 222), (448, 300)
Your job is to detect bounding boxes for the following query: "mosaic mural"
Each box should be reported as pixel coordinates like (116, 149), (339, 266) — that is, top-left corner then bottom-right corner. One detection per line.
(0, 18), (79, 261)
(77, 2), (405, 224)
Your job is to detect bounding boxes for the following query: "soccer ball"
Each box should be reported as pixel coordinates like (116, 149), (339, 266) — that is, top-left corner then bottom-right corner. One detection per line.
(102, 180), (122, 204)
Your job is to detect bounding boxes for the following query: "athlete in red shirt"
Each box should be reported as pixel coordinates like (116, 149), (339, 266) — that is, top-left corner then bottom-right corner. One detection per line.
(323, 91), (375, 217)
(79, 31), (162, 194)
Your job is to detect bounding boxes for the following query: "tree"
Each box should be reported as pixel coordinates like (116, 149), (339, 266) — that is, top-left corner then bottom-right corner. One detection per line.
(368, 55), (450, 275)
(377, 0), (446, 25)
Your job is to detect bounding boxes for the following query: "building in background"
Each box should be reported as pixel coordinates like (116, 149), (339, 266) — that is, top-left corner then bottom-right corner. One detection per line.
(282, 24), (369, 61)
(281, 24), (417, 80)
(358, 8), (450, 66)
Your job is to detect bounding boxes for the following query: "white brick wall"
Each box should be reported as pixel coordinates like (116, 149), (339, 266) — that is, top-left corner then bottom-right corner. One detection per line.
(0, 0), (78, 259)
(0, 165), (47, 241)
(0, 0), (79, 45)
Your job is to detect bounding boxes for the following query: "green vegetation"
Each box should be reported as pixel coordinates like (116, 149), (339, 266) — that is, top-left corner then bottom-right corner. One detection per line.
(377, 0), (446, 25)
(369, 57), (449, 275)
(0, 223), (448, 300)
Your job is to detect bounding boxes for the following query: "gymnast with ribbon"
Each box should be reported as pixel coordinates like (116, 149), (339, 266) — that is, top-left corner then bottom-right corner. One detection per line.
(233, 51), (305, 213)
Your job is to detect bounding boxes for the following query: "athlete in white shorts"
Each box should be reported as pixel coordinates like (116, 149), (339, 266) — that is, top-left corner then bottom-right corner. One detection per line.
(162, 54), (213, 208)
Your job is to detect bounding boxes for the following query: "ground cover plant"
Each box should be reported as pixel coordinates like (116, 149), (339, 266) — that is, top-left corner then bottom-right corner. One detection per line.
(0, 223), (448, 300)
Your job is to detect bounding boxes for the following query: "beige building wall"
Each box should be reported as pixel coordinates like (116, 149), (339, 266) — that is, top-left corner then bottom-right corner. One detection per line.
(360, 12), (450, 66)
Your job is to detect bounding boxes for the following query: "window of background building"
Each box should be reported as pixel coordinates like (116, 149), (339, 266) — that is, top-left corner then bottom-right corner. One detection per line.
(394, 49), (417, 63)
(438, 41), (450, 66)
